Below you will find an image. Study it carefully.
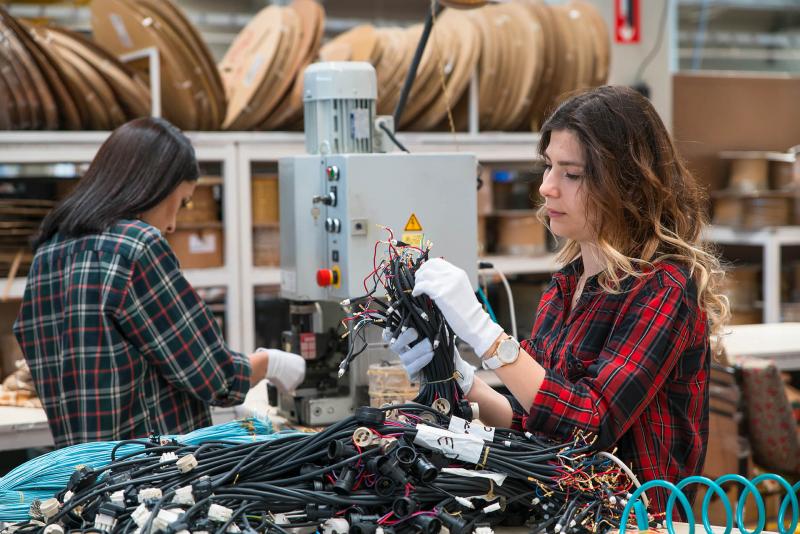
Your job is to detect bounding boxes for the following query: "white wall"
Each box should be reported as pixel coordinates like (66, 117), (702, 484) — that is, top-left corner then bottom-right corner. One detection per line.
(588, 0), (676, 130)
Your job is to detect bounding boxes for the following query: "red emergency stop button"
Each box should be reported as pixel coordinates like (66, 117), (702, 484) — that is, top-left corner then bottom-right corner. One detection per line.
(317, 268), (340, 287)
(317, 269), (333, 287)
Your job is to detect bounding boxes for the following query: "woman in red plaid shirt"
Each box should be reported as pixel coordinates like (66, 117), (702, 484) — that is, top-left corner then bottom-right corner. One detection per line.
(393, 86), (730, 515)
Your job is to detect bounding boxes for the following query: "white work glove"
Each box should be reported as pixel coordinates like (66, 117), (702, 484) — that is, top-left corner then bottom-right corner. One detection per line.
(260, 348), (306, 393)
(384, 327), (476, 394)
(412, 258), (503, 357)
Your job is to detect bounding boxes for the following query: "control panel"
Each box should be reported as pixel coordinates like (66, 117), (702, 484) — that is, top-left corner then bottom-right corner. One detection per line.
(279, 153), (478, 302)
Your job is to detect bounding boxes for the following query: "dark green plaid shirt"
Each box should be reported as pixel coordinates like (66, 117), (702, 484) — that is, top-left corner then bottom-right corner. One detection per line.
(14, 220), (251, 447)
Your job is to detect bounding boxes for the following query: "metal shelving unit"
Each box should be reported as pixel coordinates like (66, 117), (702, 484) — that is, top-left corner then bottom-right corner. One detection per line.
(0, 132), (244, 349)
(0, 131), (550, 354)
(705, 225), (800, 323)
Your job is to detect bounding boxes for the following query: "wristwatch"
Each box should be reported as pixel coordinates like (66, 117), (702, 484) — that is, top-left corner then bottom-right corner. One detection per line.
(481, 336), (521, 370)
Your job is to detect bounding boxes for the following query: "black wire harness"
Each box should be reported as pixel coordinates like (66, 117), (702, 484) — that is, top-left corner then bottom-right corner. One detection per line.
(10, 406), (638, 534)
(337, 228), (471, 419)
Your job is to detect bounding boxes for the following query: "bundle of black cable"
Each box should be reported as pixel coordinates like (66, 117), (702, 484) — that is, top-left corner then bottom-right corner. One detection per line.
(384, 251), (472, 419)
(339, 240), (473, 420)
(11, 405), (635, 534)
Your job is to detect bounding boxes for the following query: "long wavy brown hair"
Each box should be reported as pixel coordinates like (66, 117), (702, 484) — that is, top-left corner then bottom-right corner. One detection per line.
(537, 85), (730, 338)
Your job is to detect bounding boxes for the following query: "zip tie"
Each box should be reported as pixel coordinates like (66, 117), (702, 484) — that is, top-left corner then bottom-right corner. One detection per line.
(477, 446), (490, 469)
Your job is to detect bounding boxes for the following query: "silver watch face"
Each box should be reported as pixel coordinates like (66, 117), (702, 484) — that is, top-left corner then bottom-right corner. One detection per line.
(497, 338), (519, 364)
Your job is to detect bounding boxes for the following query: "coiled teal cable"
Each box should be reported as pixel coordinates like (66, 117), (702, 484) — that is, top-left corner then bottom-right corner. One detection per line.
(620, 473), (799, 534)
(0, 417), (276, 522)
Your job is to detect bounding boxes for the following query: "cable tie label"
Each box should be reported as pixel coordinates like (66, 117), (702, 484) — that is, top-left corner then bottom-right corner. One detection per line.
(448, 416), (495, 442)
(414, 424), (484, 464)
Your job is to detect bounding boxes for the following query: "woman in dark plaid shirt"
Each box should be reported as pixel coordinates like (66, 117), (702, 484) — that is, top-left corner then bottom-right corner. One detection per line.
(394, 86), (730, 515)
(14, 118), (305, 447)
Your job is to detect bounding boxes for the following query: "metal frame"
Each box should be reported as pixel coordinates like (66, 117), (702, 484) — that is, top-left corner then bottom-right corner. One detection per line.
(705, 225), (800, 323)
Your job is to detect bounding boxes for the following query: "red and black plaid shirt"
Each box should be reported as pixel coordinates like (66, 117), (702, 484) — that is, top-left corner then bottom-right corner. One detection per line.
(511, 257), (710, 515)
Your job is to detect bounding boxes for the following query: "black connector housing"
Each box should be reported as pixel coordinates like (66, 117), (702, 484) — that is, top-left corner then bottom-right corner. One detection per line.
(412, 515), (442, 534)
(333, 465), (357, 495)
(355, 406), (385, 426)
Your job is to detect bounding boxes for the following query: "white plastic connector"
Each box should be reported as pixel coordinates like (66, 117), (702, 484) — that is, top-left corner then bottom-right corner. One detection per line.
(176, 454), (198, 473)
(532, 497), (541, 505)
(227, 524), (241, 533)
(432, 398), (450, 415)
(482, 502), (501, 514)
(609, 495), (617, 505)
(159, 452), (178, 464)
(131, 504), (151, 527)
(272, 513), (289, 525)
(322, 518), (349, 534)
(470, 402), (480, 421)
(63, 491), (73, 503)
(110, 490), (125, 505)
(474, 527), (494, 534)
(455, 496), (475, 509)
(352, 427), (378, 447)
(138, 487), (162, 502)
(152, 509), (180, 533)
(94, 512), (117, 532)
(379, 437), (397, 454)
(208, 504), (233, 523)
(43, 525), (64, 534)
(40, 498), (60, 520)
(554, 524), (563, 533)
(172, 485), (195, 505)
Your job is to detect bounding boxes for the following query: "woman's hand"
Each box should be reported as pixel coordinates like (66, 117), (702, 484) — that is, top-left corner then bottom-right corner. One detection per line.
(412, 258), (504, 357)
(256, 349), (306, 392)
(385, 327), (476, 394)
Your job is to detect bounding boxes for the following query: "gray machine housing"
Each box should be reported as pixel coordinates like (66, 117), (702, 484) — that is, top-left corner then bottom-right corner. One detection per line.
(279, 152), (478, 302)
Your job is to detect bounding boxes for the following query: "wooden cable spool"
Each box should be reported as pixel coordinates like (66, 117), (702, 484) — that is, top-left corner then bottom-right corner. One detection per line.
(0, 10), (47, 129)
(500, 2), (544, 131)
(260, 0), (325, 130)
(141, 0), (226, 127)
(240, 8), (302, 130)
(549, 5), (580, 107)
(221, 6), (304, 130)
(42, 26), (150, 120)
(15, 23), (82, 130)
(0, 25), (34, 129)
(91, 0), (204, 130)
(569, 0), (610, 87)
(409, 10), (480, 131)
(53, 44), (124, 129)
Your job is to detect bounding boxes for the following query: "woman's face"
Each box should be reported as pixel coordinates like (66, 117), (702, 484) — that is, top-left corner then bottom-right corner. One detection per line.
(140, 181), (196, 234)
(539, 129), (594, 244)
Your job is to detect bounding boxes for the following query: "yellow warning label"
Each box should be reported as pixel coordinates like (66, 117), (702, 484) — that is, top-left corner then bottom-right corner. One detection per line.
(401, 233), (424, 248)
(404, 213), (423, 232)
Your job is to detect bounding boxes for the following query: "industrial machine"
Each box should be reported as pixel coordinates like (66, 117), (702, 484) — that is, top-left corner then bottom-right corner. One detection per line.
(273, 62), (478, 424)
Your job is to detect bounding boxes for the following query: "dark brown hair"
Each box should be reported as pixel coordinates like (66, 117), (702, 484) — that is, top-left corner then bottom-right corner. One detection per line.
(538, 85), (729, 336)
(35, 117), (199, 248)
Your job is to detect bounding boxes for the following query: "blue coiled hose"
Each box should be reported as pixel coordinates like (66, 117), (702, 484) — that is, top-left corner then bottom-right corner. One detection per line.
(619, 474), (800, 534)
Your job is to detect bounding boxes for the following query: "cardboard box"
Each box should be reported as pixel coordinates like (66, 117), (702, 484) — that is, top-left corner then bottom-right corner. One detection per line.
(167, 225), (224, 269)
(253, 225), (280, 267)
(0, 301), (23, 380)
